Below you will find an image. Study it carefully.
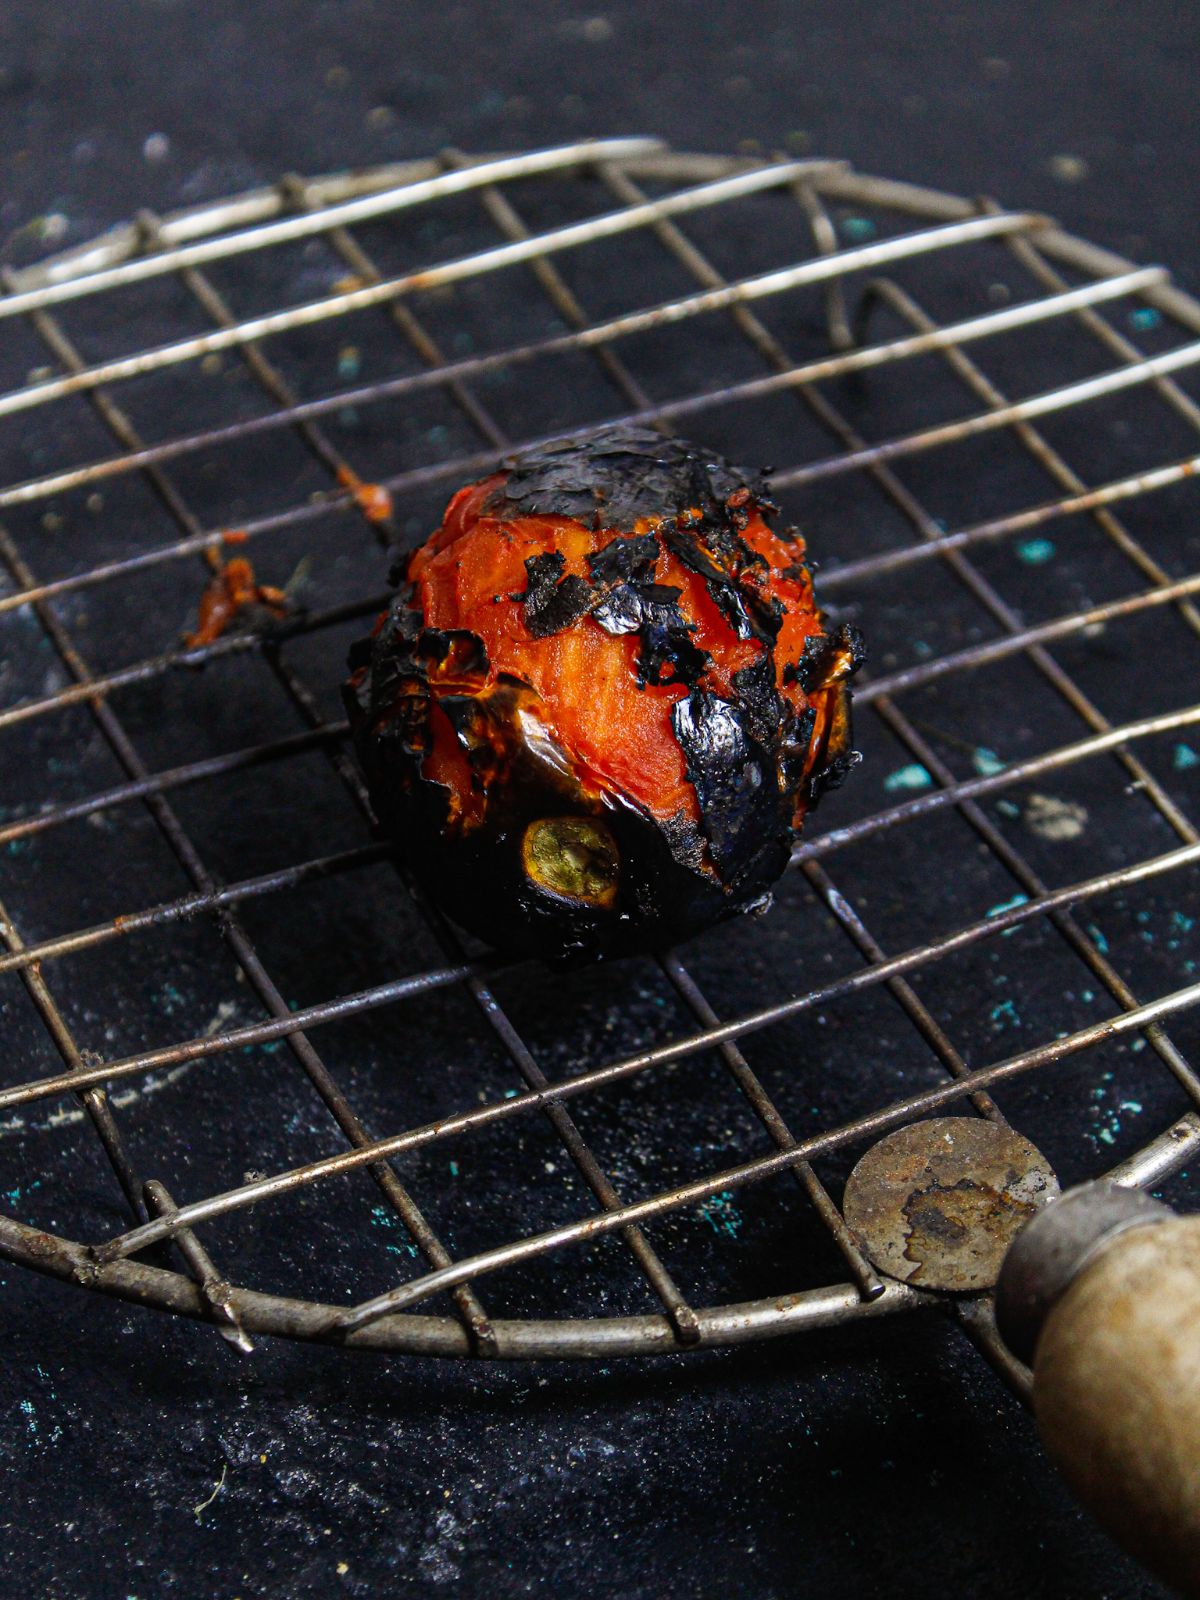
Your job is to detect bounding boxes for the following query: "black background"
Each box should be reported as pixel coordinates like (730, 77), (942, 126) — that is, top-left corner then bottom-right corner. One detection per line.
(0, 3), (1194, 1596)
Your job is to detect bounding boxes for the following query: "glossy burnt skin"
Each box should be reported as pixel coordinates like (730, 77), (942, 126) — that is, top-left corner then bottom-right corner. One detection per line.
(345, 427), (863, 962)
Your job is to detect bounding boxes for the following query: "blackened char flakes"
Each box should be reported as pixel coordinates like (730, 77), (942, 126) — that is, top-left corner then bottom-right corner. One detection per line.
(672, 689), (784, 884)
(483, 425), (766, 531)
(516, 551), (594, 637)
(785, 621), (867, 693)
(589, 539), (710, 687)
(663, 524), (782, 644)
(731, 652), (787, 746)
(586, 532), (660, 586)
(416, 628), (489, 677)
(593, 581), (709, 686)
(624, 585), (709, 687)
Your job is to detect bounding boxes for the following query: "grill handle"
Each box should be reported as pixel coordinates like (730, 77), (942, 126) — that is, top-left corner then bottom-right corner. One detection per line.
(996, 1183), (1200, 1598)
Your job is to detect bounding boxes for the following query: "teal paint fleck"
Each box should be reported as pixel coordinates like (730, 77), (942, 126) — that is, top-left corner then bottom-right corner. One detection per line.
(336, 345), (361, 379)
(699, 1190), (744, 1240)
(1015, 537), (1056, 565)
(1128, 306), (1162, 332)
(990, 998), (1020, 1028)
(1081, 989), (1095, 1003)
(986, 893), (1029, 935)
(884, 763), (932, 793)
(911, 639), (933, 659)
(1098, 1127), (1116, 1145)
(841, 216), (877, 241)
(449, 1160), (459, 1177)
(1173, 910), (1195, 935)
(1173, 742), (1198, 771)
(996, 798), (1021, 819)
(972, 747), (1005, 777)
(158, 982), (185, 1015)
(368, 1204), (418, 1259)
(3, 1178), (42, 1210)
(1086, 922), (1110, 954)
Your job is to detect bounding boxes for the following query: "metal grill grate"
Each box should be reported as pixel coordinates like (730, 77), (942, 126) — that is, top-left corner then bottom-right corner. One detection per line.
(0, 138), (1196, 1369)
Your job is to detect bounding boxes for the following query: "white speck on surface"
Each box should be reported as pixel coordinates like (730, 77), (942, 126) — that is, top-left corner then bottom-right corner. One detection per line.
(418, 1506), (464, 1584)
(1025, 792), (1087, 841)
(143, 132), (170, 162)
(201, 1000), (239, 1037)
(0, 1059), (198, 1140)
(1048, 153), (1090, 183)
(559, 15), (613, 40)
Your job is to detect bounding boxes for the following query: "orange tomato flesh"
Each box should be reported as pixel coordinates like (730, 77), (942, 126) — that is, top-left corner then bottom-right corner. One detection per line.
(408, 477), (827, 823)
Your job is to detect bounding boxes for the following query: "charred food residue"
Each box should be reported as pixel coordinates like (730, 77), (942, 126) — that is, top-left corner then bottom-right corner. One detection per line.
(345, 427), (863, 961)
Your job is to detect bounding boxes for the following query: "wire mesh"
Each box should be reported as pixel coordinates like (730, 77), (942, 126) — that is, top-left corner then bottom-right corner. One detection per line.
(0, 139), (1196, 1364)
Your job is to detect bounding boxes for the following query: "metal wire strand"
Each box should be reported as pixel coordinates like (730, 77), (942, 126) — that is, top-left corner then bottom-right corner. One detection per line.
(0, 147), (1197, 1359)
(4, 263), (499, 1352)
(145, 183), (705, 1345)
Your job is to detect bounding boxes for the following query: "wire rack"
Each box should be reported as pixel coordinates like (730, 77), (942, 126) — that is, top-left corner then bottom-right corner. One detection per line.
(0, 138), (1196, 1372)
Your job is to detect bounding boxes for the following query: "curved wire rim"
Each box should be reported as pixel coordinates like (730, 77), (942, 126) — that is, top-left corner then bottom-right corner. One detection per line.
(1, 139), (1197, 1357)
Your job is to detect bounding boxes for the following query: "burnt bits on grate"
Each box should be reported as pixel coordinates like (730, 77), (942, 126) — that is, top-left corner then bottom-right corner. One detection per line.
(345, 427), (863, 962)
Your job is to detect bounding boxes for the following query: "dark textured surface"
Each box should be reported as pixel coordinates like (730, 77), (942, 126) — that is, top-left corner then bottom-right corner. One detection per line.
(0, 2), (1196, 1596)
(484, 426), (764, 530)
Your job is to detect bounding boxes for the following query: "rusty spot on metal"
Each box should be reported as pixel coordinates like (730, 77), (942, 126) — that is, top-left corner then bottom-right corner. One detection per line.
(842, 1117), (1059, 1292)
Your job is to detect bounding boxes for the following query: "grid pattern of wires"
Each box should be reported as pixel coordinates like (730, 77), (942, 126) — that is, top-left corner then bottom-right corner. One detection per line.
(0, 139), (1196, 1364)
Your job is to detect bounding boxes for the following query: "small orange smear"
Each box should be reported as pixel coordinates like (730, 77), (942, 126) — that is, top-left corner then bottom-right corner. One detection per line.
(221, 528), (249, 546)
(185, 557), (290, 649)
(337, 464), (393, 524)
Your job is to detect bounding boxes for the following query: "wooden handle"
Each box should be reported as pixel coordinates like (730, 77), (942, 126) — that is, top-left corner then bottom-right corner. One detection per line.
(1032, 1216), (1200, 1597)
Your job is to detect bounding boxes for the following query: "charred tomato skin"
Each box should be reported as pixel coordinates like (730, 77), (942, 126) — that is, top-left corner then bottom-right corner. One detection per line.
(345, 427), (862, 963)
